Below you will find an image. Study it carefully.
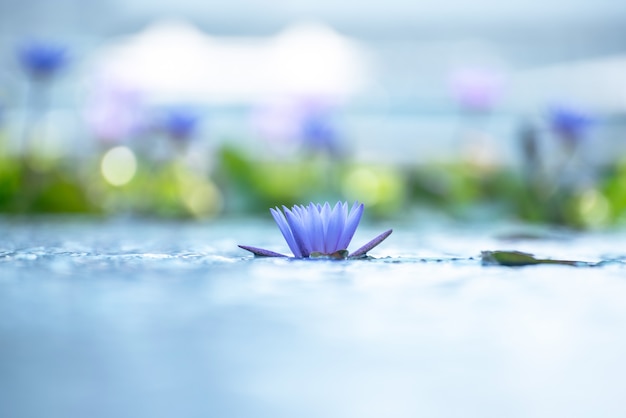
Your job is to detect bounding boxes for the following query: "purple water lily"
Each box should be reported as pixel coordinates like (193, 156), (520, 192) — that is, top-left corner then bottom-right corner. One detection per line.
(239, 201), (392, 259)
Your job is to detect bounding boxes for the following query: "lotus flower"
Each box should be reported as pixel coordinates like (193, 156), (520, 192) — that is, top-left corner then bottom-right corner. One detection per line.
(239, 201), (392, 259)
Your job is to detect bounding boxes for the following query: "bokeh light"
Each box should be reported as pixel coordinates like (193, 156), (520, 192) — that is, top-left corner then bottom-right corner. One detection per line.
(342, 166), (405, 215)
(575, 188), (610, 228)
(100, 146), (137, 187)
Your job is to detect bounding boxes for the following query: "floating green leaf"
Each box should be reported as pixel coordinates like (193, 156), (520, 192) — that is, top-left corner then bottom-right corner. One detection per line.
(481, 250), (593, 267)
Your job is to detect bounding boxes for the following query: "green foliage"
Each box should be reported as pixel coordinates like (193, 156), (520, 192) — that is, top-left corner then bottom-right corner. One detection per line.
(0, 156), (21, 211)
(2, 137), (626, 230)
(0, 156), (98, 214)
(216, 145), (337, 213)
(406, 162), (520, 219)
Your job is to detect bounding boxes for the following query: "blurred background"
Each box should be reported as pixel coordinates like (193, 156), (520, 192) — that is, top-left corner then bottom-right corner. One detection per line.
(1, 0), (626, 227)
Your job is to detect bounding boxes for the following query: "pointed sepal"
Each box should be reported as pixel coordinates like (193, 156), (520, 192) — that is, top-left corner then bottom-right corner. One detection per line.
(348, 229), (393, 259)
(238, 245), (288, 258)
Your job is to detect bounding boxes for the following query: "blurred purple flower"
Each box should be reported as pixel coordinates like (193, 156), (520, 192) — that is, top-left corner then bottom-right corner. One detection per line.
(17, 40), (68, 80)
(252, 96), (342, 155)
(300, 110), (340, 155)
(449, 68), (503, 111)
(239, 201), (392, 259)
(548, 104), (594, 141)
(161, 106), (201, 141)
(85, 80), (148, 144)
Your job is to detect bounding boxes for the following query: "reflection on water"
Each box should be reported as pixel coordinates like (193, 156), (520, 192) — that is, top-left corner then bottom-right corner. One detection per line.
(1, 218), (626, 418)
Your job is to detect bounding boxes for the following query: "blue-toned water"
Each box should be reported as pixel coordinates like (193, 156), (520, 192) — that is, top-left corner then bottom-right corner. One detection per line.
(2, 217), (626, 418)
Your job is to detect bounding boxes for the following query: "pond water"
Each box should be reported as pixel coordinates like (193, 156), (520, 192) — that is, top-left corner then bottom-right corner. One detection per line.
(1, 217), (626, 418)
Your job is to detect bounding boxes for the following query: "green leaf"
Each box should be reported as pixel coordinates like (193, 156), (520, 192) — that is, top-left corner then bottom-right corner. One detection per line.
(481, 250), (590, 267)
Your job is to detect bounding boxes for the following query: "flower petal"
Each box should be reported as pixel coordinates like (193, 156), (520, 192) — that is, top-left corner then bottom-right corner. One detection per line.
(271, 207), (302, 258)
(283, 206), (311, 257)
(294, 204), (314, 255)
(337, 201), (363, 250)
(325, 201), (345, 253)
(307, 202), (324, 253)
(320, 202), (332, 253)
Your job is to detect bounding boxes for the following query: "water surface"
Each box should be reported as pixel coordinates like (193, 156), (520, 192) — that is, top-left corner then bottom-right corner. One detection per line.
(1, 217), (626, 418)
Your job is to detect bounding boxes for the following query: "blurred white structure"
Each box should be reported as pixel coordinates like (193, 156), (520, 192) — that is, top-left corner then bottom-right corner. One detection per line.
(2, 0), (625, 164)
(88, 20), (370, 104)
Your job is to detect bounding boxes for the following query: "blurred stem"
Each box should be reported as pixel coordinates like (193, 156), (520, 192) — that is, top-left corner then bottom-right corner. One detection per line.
(453, 109), (491, 141)
(317, 152), (339, 197)
(20, 79), (51, 158)
(17, 78), (54, 213)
